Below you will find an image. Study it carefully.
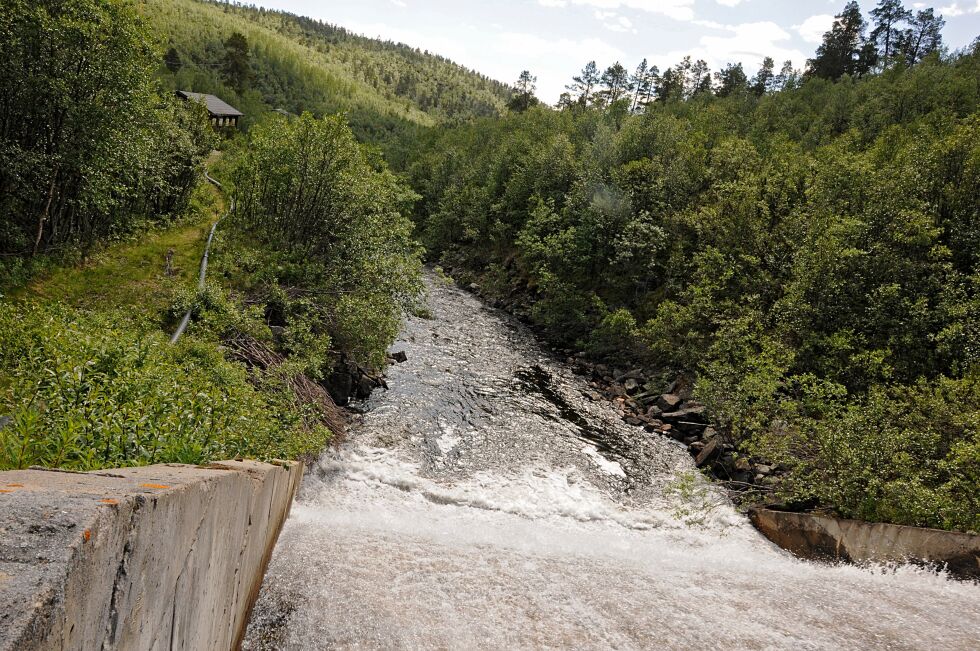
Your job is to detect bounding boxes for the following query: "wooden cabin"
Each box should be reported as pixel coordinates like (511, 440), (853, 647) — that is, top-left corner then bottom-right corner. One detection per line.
(175, 91), (243, 129)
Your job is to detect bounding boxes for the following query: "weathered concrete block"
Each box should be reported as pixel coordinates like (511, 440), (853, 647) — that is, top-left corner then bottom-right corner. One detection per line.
(0, 460), (302, 651)
(749, 508), (980, 580)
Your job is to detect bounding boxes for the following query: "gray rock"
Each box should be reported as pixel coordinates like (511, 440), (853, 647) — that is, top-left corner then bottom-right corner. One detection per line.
(695, 437), (721, 467)
(390, 350), (408, 363)
(661, 405), (707, 424)
(656, 393), (683, 411)
(623, 378), (640, 394)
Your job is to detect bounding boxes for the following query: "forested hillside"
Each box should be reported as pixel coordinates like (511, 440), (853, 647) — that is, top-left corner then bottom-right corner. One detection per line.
(1, 0), (422, 470)
(408, 3), (980, 531)
(143, 0), (511, 142)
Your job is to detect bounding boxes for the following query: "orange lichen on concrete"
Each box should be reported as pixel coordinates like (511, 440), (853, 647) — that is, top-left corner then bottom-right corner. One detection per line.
(140, 483), (170, 489)
(83, 530), (91, 542)
(99, 499), (118, 505)
(6, 484), (24, 488)
(0, 489), (13, 494)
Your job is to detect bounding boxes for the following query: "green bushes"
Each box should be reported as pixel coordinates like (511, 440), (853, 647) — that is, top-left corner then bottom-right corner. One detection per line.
(0, 302), (327, 470)
(232, 113), (423, 369)
(0, 0), (215, 260)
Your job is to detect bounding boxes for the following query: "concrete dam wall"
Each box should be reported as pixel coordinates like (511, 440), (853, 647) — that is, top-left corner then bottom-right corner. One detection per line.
(0, 460), (302, 651)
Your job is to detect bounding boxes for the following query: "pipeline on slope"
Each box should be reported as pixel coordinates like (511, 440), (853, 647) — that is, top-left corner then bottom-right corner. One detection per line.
(170, 170), (234, 344)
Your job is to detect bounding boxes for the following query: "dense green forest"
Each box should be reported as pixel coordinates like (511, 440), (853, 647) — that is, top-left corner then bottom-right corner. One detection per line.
(407, 4), (980, 531)
(143, 0), (511, 145)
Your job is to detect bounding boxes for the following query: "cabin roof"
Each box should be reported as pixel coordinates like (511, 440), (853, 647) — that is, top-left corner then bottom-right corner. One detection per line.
(175, 91), (244, 117)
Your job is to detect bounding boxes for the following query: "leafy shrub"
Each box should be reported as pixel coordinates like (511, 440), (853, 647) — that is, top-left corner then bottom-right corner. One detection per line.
(0, 302), (327, 470)
(233, 113), (423, 368)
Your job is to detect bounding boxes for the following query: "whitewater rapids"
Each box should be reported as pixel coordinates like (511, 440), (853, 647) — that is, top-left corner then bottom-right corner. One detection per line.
(243, 271), (980, 650)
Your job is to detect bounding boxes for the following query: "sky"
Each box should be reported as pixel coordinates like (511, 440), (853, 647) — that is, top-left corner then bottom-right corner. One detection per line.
(247, 0), (980, 102)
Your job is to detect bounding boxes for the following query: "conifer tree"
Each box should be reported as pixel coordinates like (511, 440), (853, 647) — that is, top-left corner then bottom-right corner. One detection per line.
(870, 0), (912, 65)
(901, 9), (945, 65)
(222, 31), (251, 94)
(508, 70), (538, 112)
(599, 62), (631, 105)
(751, 57), (775, 96)
(807, 2), (872, 80)
(715, 62), (748, 97)
(567, 61), (600, 106)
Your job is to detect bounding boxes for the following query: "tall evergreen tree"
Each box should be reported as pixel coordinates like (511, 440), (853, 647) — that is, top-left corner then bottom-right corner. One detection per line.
(807, 1), (870, 80)
(567, 61), (600, 106)
(751, 57), (776, 96)
(164, 46), (182, 73)
(690, 59), (712, 96)
(599, 62), (631, 105)
(870, 0), (913, 65)
(629, 59), (649, 112)
(656, 67), (683, 103)
(901, 9), (945, 65)
(222, 31), (251, 94)
(775, 60), (800, 90)
(508, 70), (538, 112)
(715, 62), (748, 97)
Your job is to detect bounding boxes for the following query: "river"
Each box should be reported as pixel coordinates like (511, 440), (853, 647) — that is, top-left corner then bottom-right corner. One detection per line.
(243, 271), (980, 650)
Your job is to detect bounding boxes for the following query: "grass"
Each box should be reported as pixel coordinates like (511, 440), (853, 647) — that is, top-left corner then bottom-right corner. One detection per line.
(10, 183), (223, 320)
(0, 177), (335, 471)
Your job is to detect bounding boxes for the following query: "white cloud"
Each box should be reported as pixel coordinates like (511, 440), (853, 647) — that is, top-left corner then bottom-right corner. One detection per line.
(794, 14), (835, 44)
(390, 0), (406, 7)
(538, 0), (696, 22)
(938, 1), (980, 15)
(594, 10), (637, 32)
(496, 32), (629, 100)
(648, 21), (807, 77)
(715, 0), (745, 6)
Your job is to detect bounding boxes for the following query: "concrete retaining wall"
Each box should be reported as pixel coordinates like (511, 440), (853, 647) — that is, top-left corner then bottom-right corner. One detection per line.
(0, 460), (302, 650)
(750, 508), (980, 580)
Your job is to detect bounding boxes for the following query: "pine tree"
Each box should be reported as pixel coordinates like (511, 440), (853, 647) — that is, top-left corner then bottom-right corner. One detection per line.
(629, 59), (649, 112)
(599, 62), (631, 105)
(508, 70), (538, 112)
(751, 57), (775, 96)
(567, 61), (600, 106)
(657, 67), (683, 103)
(222, 31), (251, 94)
(642, 65), (660, 108)
(714, 62), (748, 97)
(690, 59), (712, 96)
(870, 0), (912, 65)
(164, 46), (182, 73)
(900, 9), (945, 65)
(806, 1), (871, 80)
(774, 60), (799, 91)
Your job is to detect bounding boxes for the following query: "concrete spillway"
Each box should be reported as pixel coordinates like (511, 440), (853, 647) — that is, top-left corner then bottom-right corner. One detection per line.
(0, 460), (302, 650)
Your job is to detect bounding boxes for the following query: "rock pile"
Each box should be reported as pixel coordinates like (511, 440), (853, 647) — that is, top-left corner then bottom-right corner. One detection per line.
(565, 354), (779, 493)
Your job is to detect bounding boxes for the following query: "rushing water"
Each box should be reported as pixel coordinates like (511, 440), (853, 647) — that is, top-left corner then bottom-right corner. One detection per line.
(243, 271), (980, 650)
